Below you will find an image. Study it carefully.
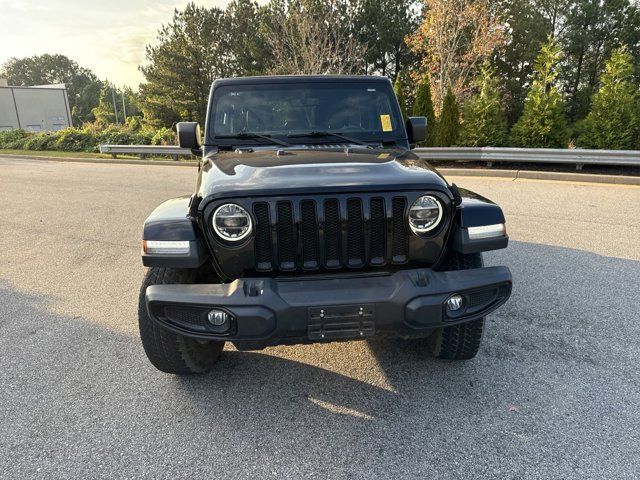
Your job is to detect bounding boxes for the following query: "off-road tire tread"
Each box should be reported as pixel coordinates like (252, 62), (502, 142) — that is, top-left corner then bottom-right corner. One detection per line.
(138, 267), (224, 374)
(430, 250), (485, 360)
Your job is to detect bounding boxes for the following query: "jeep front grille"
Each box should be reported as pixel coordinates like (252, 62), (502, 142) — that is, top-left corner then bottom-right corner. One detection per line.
(252, 195), (409, 272)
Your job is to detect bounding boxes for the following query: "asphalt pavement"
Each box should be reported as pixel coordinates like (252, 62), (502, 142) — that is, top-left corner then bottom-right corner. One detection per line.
(1, 156), (639, 479)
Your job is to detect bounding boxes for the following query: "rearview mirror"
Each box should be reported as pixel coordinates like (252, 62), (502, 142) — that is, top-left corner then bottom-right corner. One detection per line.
(177, 122), (202, 151)
(406, 117), (427, 147)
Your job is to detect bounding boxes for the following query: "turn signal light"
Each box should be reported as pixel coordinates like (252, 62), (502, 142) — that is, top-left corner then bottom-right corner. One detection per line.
(467, 223), (506, 240)
(142, 240), (190, 255)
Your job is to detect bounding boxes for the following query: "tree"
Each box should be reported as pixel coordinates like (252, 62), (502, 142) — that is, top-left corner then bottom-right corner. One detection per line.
(412, 73), (437, 146)
(407, 0), (506, 110)
(353, 0), (422, 80)
(90, 84), (142, 126)
(140, 0), (273, 126)
(578, 47), (639, 150)
(394, 73), (409, 119)
(139, 3), (234, 127)
(225, 0), (274, 75)
(140, 3), (242, 126)
(92, 84), (118, 125)
(262, 0), (366, 75)
(510, 38), (569, 148)
(0, 54), (102, 125)
(460, 63), (508, 146)
(561, 0), (640, 122)
(492, 0), (551, 125)
(531, 0), (572, 37)
(438, 87), (461, 146)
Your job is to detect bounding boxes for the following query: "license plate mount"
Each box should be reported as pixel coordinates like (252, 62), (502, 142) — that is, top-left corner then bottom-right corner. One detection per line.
(308, 304), (375, 340)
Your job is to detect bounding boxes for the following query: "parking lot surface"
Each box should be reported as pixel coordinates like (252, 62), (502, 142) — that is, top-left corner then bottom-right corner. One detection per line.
(1, 157), (639, 479)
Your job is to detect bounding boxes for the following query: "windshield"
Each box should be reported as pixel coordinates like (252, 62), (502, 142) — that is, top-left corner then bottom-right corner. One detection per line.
(208, 81), (404, 146)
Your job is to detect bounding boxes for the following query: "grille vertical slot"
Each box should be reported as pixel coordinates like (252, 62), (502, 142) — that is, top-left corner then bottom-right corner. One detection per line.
(369, 198), (385, 265)
(346, 198), (364, 267)
(392, 197), (408, 263)
(324, 199), (342, 268)
(253, 202), (273, 271)
(300, 200), (319, 269)
(276, 201), (296, 270)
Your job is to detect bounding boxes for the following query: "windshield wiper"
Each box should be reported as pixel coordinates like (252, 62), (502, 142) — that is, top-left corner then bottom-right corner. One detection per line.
(215, 132), (291, 147)
(287, 131), (368, 146)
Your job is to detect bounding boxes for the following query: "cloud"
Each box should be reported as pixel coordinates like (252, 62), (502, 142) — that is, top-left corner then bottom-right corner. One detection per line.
(0, 0), (250, 87)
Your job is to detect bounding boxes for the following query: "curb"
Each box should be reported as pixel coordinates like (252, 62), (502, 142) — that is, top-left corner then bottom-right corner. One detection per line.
(439, 168), (640, 186)
(2, 153), (638, 185)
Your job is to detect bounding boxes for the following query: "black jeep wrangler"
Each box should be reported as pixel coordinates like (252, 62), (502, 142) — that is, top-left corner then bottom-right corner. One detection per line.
(139, 75), (512, 374)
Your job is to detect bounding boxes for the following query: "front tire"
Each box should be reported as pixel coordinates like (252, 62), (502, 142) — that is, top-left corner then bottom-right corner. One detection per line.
(428, 251), (485, 360)
(138, 267), (224, 374)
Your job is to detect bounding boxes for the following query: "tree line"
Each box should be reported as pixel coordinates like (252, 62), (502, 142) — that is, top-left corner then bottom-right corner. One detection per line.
(1, 0), (640, 150)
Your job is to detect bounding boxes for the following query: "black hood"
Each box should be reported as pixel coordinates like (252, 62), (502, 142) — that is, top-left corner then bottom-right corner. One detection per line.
(196, 146), (451, 203)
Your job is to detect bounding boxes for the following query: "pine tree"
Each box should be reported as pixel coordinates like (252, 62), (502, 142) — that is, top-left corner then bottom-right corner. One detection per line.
(412, 73), (437, 146)
(510, 38), (569, 148)
(394, 73), (408, 120)
(438, 87), (461, 147)
(91, 84), (117, 125)
(578, 46), (639, 150)
(460, 63), (507, 146)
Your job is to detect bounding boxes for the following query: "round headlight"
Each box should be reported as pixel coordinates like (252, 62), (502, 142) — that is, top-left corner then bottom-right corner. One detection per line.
(409, 195), (443, 234)
(212, 204), (252, 241)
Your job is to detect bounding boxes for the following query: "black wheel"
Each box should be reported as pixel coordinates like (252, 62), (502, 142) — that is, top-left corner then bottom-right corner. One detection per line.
(138, 267), (225, 374)
(428, 250), (485, 360)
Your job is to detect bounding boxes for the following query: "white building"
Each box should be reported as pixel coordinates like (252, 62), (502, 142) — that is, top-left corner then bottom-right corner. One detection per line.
(0, 79), (73, 132)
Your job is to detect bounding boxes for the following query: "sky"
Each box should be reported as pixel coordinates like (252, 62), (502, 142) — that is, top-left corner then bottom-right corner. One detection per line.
(0, 0), (253, 88)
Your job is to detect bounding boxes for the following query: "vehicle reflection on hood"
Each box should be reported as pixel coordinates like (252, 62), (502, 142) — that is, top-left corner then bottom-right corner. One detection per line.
(201, 145), (437, 176)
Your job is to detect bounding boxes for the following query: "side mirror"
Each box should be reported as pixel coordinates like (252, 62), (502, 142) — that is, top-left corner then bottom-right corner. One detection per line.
(177, 122), (202, 152)
(406, 117), (427, 147)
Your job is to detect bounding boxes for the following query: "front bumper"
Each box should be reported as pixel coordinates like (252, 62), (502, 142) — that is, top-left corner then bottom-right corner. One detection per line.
(145, 266), (512, 348)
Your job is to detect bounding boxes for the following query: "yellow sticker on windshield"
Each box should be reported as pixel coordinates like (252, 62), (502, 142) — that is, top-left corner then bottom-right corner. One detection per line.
(380, 114), (392, 132)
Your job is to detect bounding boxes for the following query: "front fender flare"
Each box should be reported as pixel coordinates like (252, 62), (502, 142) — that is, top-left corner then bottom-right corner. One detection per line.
(451, 188), (509, 254)
(142, 196), (209, 268)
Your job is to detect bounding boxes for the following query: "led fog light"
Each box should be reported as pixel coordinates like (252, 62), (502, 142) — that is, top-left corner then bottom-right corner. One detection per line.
(446, 294), (464, 311)
(207, 309), (230, 327)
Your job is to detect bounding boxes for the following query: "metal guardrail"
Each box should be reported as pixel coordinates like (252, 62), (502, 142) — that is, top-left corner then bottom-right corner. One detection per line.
(99, 144), (640, 169)
(99, 144), (192, 161)
(414, 147), (640, 170)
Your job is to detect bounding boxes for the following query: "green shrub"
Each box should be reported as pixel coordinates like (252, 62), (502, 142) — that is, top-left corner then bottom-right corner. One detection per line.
(24, 133), (57, 151)
(460, 63), (507, 147)
(53, 128), (98, 152)
(578, 46), (639, 150)
(437, 87), (461, 147)
(97, 124), (138, 146)
(0, 129), (33, 149)
(510, 38), (569, 148)
(412, 74), (437, 146)
(1, 123), (175, 153)
(125, 116), (144, 132)
(394, 73), (409, 120)
(132, 131), (154, 145)
(151, 127), (176, 145)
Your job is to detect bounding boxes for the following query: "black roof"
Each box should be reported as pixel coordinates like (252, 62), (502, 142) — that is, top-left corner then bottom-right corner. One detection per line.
(212, 75), (392, 87)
